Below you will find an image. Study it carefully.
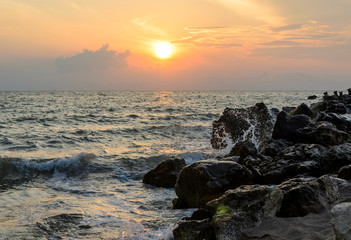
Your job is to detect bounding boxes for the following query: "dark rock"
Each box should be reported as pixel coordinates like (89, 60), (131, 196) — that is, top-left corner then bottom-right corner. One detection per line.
(173, 219), (215, 240)
(308, 95), (317, 100)
(322, 143), (351, 174)
(174, 159), (254, 208)
(315, 112), (351, 133)
(290, 103), (314, 117)
(310, 101), (328, 113)
(260, 144), (328, 184)
(143, 157), (186, 188)
(298, 122), (350, 146)
(277, 175), (339, 217)
(331, 202), (351, 240)
(211, 102), (273, 150)
(226, 140), (258, 158)
(189, 209), (212, 221)
(327, 103), (348, 114)
(272, 111), (311, 142)
(338, 165), (351, 181)
(206, 185), (283, 240)
(261, 139), (291, 158)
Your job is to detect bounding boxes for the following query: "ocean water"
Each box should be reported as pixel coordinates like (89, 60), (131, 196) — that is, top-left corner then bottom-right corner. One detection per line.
(0, 90), (320, 239)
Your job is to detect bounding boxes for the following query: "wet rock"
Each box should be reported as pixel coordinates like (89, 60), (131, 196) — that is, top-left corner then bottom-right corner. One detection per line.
(206, 185), (283, 240)
(261, 139), (291, 158)
(290, 103), (314, 117)
(338, 165), (351, 181)
(211, 102), (273, 150)
(174, 159), (254, 208)
(272, 111), (311, 143)
(327, 103), (348, 114)
(143, 157), (186, 188)
(226, 140), (258, 159)
(277, 175), (339, 217)
(331, 202), (351, 240)
(310, 101), (328, 113)
(322, 143), (351, 174)
(298, 122), (350, 146)
(308, 95), (317, 100)
(315, 112), (351, 133)
(173, 219), (215, 240)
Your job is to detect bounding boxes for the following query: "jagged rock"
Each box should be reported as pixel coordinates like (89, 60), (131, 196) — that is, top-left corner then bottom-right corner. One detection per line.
(315, 112), (351, 133)
(338, 165), (351, 181)
(206, 185), (283, 240)
(310, 101), (328, 113)
(174, 160), (254, 208)
(272, 111), (311, 142)
(260, 144), (328, 184)
(143, 157), (186, 188)
(321, 143), (351, 174)
(327, 103), (348, 114)
(298, 122), (350, 146)
(290, 103), (314, 117)
(261, 139), (291, 158)
(211, 102), (273, 150)
(331, 202), (351, 240)
(226, 140), (258, 159)
(173, 219), (215, 240)
(277, 175), (339, 217)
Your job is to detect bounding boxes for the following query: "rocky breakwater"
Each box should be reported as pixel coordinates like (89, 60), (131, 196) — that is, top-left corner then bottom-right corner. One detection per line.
(143, 88), (351, 239)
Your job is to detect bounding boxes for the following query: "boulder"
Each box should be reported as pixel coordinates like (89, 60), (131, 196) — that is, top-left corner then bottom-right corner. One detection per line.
(338, 165), (351, 181)
(211, 102), (273, 150)
(308, 95), (317, 100)
(206, 185), (283, 240)
(322, 143), (351, 173)
(298, 122), (350, 146)
(261, 139), (291, 158)
(272, 111), (311, 142)
(290, 103), (314, 117)
(174, 160), (254, 208)
(327, 103), (348, 114)
(277, 175), (339, 217)
(173, 219), (215, 240)
(142, 157), (186, 188)
(315, 112), (351, 133)
(260, 144), (328, 184)
(226, 140), (258, 159)
(331, 202), (351, 240)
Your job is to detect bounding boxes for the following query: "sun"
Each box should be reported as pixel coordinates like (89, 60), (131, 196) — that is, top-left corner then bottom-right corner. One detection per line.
(154, 41), (173, 59)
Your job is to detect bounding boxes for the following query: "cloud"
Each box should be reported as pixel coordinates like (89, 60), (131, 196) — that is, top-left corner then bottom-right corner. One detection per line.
(272, 24), (303, 32)
(55, 44), (130, 73)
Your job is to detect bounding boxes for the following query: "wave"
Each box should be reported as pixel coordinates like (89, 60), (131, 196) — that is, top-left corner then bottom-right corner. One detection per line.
(0, 153), (95, 181)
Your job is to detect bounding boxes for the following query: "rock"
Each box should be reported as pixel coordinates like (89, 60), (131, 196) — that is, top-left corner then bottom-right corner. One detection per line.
(272, 111), (311, 143)
(277, 175), (339, 217)
(261, 139), (291, 158)
(206, 185), (283, 240)
(308, 95), (317, 100)
(327, 103), (348, 114)
(310, 101), (328, 113)
(321, 143), (351, 174)
(331, 202), (351, 240)
(211, 102), (273, 150)
(315, 112), (351, 133)
(143, 157), (186, 188)
(290, 103), (314, 117)
(260, 144), (328, 184)
(173, 219), (215, 240)
(226, 140), (258, 158)
(338, 165), (351, 181)
(174, 159), (254, 208)
(298, 121), (350, 146)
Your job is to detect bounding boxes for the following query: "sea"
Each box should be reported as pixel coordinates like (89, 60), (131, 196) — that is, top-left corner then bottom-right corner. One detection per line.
(0, 90), (320, 239)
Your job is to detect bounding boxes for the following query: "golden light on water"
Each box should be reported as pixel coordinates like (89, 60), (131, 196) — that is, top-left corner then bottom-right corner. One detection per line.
(154, 41), (173, 59)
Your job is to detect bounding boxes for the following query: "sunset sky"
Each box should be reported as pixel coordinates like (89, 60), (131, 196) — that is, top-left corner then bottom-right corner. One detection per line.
(1, 0), (351, 90)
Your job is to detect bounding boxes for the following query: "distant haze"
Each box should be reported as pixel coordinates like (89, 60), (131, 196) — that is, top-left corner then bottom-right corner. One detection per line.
(1, 1), (351, 90)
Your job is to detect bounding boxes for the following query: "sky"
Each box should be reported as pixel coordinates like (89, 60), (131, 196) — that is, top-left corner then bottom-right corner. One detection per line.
(1, 0), (351, 90)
